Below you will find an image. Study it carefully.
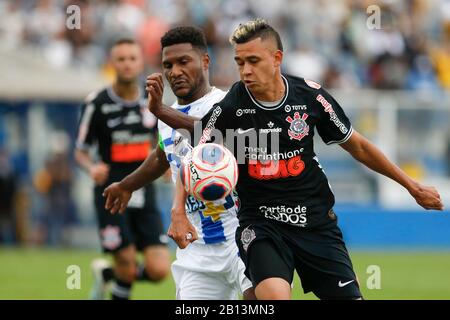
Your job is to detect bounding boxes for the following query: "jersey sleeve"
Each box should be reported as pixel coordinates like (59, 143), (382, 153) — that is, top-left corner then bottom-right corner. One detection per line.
(75, 102), (98, 150)
(314, 87), (353, 145)
(198, 88), (238, 145)
(157, 132), (165, 151)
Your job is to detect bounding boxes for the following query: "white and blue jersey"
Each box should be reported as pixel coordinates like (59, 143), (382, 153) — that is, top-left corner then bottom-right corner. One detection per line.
(157, 87), (239, 245)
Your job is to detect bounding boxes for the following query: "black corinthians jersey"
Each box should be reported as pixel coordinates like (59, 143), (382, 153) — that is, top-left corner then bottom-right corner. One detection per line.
(200, 75), (353, 229)
(76, 86), (157, 182)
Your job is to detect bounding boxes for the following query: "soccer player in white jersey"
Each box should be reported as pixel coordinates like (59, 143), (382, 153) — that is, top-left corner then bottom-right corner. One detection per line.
(103, 26), (254, 300)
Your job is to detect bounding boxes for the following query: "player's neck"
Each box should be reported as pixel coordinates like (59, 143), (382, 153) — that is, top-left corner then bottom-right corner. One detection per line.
(112, 81), (139, 102)
(177, 84), (212, 105)
(250, 75), (285, 102)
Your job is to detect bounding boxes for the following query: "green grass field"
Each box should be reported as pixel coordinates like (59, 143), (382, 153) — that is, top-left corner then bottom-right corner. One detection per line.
(1, 246), (449, 300)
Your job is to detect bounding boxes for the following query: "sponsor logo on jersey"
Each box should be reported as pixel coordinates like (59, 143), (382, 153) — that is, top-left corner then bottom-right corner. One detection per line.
(305, 79), (321, 89)
(185, 195), (206, 213)
(173, 135), (184, 149)
(236, 108), (256, 117)
(259, 205), (308, 227)
(111, 131), (151, 143)
(107, 117), (122, 128)
(123, 111), (141, 125)
(200, 106), (222, 144)
(286, 112), (309, 141)
(203, 202), (225, 222)
(260, 121), (282, 133)
(248, 155), (305, 180)
(284, 104), (307, 112)
(111, 142), (151, 162)
(236, 128), (255, 134)
(316, 94), (349, 134)
(110, 131), (151, 162)
(244, 147), (304, 161)
(240, 226), (256, 251)
(101, 103), (123, 114)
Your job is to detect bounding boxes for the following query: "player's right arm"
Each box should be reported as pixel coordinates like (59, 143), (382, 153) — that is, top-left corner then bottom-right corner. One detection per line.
(104, 144), (170, 214)
(74, 100), (110, 186)
(74, 150), (110, 186)
(167, 174), (198, 249)
(146, 73), (236, 142)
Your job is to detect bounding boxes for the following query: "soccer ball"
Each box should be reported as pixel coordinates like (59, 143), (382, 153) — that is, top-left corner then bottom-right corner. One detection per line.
(180, 143), (238, 202)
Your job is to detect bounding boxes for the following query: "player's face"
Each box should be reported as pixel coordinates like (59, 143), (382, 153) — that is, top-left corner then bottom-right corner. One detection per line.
(110, 43), (144, 84)
(162, 43), (209, 99)
(234, 37), (282, 96)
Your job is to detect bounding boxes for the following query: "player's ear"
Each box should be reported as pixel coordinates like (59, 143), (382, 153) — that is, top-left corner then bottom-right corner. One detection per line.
(202, 52), (210, 71)
(274, 50), (283, 68)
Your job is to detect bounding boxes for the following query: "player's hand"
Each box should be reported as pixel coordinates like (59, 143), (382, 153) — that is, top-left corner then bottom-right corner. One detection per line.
(167, 206), (198, 249)
(410, 183), (444, 211)
(103, 182), (132, 214)
(146, 73), (164, 115)
(89, 162), (110, 186)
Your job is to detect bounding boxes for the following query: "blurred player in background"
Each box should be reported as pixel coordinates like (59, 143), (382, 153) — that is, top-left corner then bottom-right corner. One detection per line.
(103, 27), (254, 300)
(75, 39), (170, 300)
(146, 18), (444, 300)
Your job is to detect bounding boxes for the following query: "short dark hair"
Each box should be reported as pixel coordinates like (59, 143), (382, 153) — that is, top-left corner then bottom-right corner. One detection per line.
(161, 26), (208, 52)
(229, 18), (283, 52)
(110, 38), (138, 51)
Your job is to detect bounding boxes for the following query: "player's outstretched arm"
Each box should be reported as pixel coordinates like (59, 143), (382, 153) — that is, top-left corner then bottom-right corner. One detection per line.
(167, 175), (198, 249)
(340, 130), (444, 211)
(146, 73), (200, 132)
(103, 146), (170, 214)
(75, 149), (110, 186)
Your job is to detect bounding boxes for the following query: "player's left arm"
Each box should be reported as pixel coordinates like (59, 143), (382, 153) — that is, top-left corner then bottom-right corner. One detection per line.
(340, 130), (444, 211)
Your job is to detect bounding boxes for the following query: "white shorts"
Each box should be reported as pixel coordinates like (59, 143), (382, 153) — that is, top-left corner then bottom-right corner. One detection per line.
(171, 240), (252, 300)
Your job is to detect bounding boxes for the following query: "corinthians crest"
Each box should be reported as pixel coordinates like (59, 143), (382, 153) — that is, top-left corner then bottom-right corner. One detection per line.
(286, 112), (309, 141)
(240, 226), (256, 252)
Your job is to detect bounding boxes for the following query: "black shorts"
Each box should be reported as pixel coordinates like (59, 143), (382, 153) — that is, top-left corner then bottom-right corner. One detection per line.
(235, 210), (362, 300)
(94, 184), (167, 253)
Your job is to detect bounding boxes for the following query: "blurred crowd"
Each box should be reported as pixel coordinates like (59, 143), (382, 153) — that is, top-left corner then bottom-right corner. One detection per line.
(1, 0), (450, 90)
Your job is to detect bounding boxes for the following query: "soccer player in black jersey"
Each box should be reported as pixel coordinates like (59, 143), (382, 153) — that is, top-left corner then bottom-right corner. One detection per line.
(75, 39), (170, 300)
(146, 19), (444, 300)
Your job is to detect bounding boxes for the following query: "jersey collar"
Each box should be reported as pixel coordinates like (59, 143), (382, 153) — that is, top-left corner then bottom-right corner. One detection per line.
(171, 86), (218, 110)
(106, 86), (142, 107)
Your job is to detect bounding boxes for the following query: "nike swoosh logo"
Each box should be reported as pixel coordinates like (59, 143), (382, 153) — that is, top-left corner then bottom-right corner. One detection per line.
(338, 280), (355, 288)
(236, 128), (255, 134)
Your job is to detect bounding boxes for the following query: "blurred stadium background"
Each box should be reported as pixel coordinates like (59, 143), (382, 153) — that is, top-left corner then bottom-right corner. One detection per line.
(1, 0), (450, 300)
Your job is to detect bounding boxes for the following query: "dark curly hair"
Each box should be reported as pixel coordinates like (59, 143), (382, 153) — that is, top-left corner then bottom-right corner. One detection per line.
(161, 26), (208, 52)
